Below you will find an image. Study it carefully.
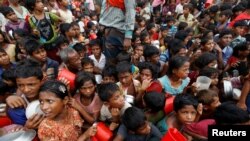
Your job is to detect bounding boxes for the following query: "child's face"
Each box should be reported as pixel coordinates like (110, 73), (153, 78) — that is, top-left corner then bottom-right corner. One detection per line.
(108, 90), (125, 109)
(134, 45), (144, 57)
(208, 96), (221, 111)
(173, 61), (190, 79)
(79, 80), (95, 98)
(207, 60), (218, 69)
(161, 29), (169, 38)
(135, 121), (151, 135)
(210, 73), (219, 85)
(73, 25), (81, 36)
(32, 48), (47, 63)
(140, 69), (153, 81)
(39, 91), (67, 119)
(234, 26), (245, 36)
(149, 54), (160, 64)
(143, 36), (151, 44)
(219, 15), (227, 23)
(6, 12), (18, 22)
(139, 20), (146, 27)
(34, 0), (45, 11)
(67, 27), (76, 38)
(83, 63), (94, 73)
(91, 45), (101, 57)
(203, 40), (214, 52)
(220, 34), (233, 47)
(167, 21), (174, 27)
(0, 52), (10, 66)
(118, 72), (133, 87)
(177, 105), (197, 125)
(102, 76), (116, 84)
(16, 76), (41, 100)
(183, 8), (190, 15)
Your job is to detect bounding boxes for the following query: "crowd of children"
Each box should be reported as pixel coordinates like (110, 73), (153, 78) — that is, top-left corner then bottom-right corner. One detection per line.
(0, 0), (250, 140)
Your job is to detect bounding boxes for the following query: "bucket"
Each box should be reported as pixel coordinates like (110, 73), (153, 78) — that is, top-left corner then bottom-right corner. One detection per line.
(146, 81), (162, 93)
(57, 68), (76, 90)
(164, 96), (175, 115)
(161, 128), (187, 141)
(93, 122), (113, 141)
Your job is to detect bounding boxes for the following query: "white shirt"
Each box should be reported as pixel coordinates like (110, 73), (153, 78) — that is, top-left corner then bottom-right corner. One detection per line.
(100, 101), (131, 121)
(10, 6), (30, 20)
(58, 9), (74, 23)
(175, 3), (183, 15)
(89, 53), (106, 70)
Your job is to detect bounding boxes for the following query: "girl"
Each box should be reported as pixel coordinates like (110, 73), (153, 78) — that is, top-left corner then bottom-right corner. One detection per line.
(69, 72), (103, 126)
(0, 31), (16, 62)
(38, 80), (83, 141)
(158, 56), (190, 95)
(60, 23), (76, 47)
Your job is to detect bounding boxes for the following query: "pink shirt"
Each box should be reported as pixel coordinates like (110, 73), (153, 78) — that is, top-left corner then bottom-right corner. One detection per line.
(152, 0), (165, 7)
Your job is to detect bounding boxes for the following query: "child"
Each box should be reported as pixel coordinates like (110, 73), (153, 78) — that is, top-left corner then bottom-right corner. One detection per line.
(60, 23), (76, 47)
(157, 94), (202, 135)
(114, 107), (162, 141)
(88, 39), (106, 73)
(199, 67), (220, 93)
(0, 48), (16, 80)
(1, 6), (29, 36)
(69, 72), (102, 125)
(81, 57), (94, 74)
(216, 10), (232, 32)
(24, 38), (59, 80)
(98, 83), (132, 131)
(196, 89), (221, 120)
(73, 43), (87, 60)
(38, 80), (83, 140)
(101, 65), (117, 84)
(71, 21), (85, 43)
(158, 55), (190, 95)
(6, 59), (44, 129)
(229, 20), (247, 48)
(116, 61), (142, 105)
(143, 91), (166, 124)
(144, 45), (168, 77)
(178, 4), (196, 28)
(57, 0), (74, 23)
(131, 44), (145, 65)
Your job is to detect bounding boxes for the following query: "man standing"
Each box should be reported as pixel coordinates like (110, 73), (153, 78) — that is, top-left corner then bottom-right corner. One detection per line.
(99, 0), (136, 62)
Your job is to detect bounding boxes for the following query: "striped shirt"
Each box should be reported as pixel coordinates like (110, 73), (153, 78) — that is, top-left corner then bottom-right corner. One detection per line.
(99, 0), (136, 38)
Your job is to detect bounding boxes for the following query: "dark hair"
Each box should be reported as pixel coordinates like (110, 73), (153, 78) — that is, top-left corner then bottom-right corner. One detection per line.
(89, 39), (101, 47)
(196, 89), (218, 105)
(54, 35), (69, 47)
(81, 57), (94, 66)
(0, 6), (14, 17)
(214, 102), (250, 125)
(178, 22), (188, 30)
(144, 91), (166, 112)
(98, 83), (120, 102)
(175, 30), (189, 41)
(200, 38), (213, 46)
(15, 59), (43, 80)
(174, 94), (198, 112)
(2, 68), (16, 82)
(102, 65), (117, 80)
(60, 23), (73, 36)
(138, 62), (159, 79)
(209, 5), (219, 13)
(0, 48), (7, 54)
(166, 16), (175, 23)
(199, 67), (219, 77)
(219, 29), (233, 38)
(232, 42), (248, 57)
(194, 52), (217, 69)
(39, 80), (68, 99)
(116, 51), (131, 62)
(72, 43), (86, 52)
(220, 3), (232, 11)
(143, 45), (160, 60)
(167, 56), (189, 76)
(25, 0), (40, 11)
(24, 38), (44, 55)
(232, 4), (245, 13)
(13, 28), (29, 39)
(116, 61), (132, 74)
(75, 71), (96, 90)
(122, 107), (147, 131)
(87, 21), (95, 29)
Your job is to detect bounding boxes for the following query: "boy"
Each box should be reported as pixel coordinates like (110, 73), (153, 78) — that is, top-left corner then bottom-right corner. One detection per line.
(116, 61), (142, 105)
(57, 0), (74, 23)
(0, 48), (16, 80)
(114, 106), (162, 141)
(0, 6), (29, 36)
(6, 59), (44, 129)
(24, 38), (59, 80)
(199, 67), (220, 93)
(196, 89), (221, 120)
(81, 57), (95, 74)
(98, 83), (131, 131)
(102, 65), (117, 84)
(178, 4), (196, 28)
(88, 39), (106, 74)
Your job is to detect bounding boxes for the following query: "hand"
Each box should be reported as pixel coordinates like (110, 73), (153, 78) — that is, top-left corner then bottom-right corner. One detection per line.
(141, 79), (152, 91)
(24, 114), (44, 129)
(231, 61), (240, 68)
(68, 98), (82, 111)
(85, 125), (97, 137)
(6, 95), (27, 108)
(8, 125), (24, 133)
(213, 43), (222, 53)
(110, 108), (120, 118)
(58, 77), (70, 91)
(123, 38), (131, 51)
(109, 122), (119, 131)
(197, 103), (203, 115)
(236, 102), (247, 111)
(191, 82), (198, 94)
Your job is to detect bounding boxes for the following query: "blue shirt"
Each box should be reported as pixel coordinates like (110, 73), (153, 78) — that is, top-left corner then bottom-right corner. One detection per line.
(7, 107), (27, 125)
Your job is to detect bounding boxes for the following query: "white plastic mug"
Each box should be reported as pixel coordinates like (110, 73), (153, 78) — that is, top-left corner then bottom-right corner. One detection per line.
(196, 76), (212, 91)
